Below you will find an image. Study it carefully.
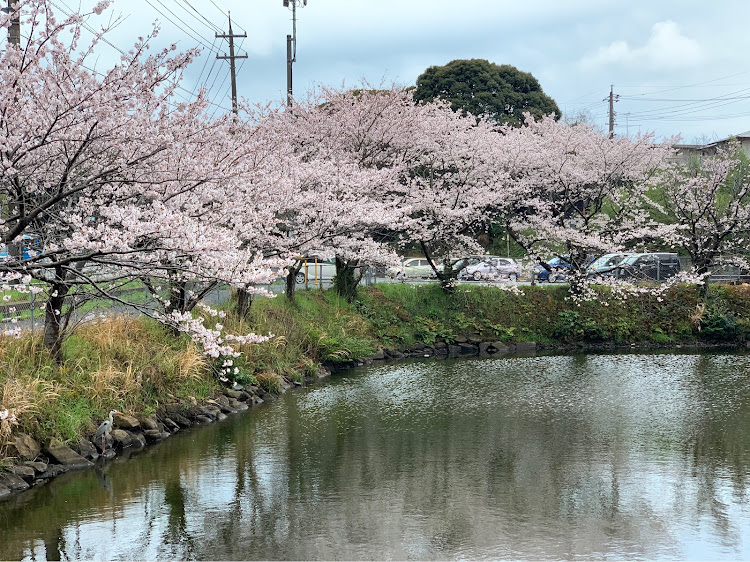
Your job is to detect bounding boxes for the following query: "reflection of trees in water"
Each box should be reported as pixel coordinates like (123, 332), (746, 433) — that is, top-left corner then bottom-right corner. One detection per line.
(677, 354), (750, 547)
(163, 478), (195, 556)
(226, 356), (750, 559)
(0, 416), (255, 560)
(3, 354), (750, 559)
(0, 468), (123, 560)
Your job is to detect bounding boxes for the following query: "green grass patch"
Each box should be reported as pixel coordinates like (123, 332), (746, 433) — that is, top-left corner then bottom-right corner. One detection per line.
(353, 282), (714, 348)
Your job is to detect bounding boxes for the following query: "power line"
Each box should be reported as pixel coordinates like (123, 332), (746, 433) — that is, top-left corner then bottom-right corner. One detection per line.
(207, 0), (246, 35)
(52, 1), (128, 56)
(43, 0), (243, 116)
(620, 96), (750, 102)
(143, 0), (222, 53)
(53, 0), (232, 111)
(617, 72), (750, 96)
(628, 111), (750, 123)
(172, 0), (223, 34)
(623, 89), (750, 120)
(193, 36), (219, 89)
(205, 62), (230, 105)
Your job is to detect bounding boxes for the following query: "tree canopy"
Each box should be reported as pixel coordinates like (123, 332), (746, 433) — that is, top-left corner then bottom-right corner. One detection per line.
(413, 59), (561, 126)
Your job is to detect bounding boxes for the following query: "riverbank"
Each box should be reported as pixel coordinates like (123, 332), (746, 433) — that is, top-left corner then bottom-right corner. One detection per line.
(2, 282), (750, 497)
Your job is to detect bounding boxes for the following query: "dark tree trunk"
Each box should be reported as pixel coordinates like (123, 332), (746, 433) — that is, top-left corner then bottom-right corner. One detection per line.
(236, 287), (252, 319)
(168, 277), (188, 314)
(285, 261), (305, 303)
(43, 280), (69, 363)
(435, 266), (458, 294)
(419, 242), (457, 294)
(334, 257), (361, 303)
(285, 271), (297, 302)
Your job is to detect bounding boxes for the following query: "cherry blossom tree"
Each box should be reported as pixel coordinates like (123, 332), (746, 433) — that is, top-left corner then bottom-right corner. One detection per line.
(651, 144), (750, 275)
(273, 86), (416, 302)
(401, 98), (507, 291)
(498, 115), (674, 292)
(281, 86), (516, 296)
(0, 1), (279, 361)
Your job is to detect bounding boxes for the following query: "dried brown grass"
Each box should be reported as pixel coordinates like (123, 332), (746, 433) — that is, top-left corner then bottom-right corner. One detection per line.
(254, 371), (284, 394)
(0, 375), (58, 452)
(0, 316), (214, 446)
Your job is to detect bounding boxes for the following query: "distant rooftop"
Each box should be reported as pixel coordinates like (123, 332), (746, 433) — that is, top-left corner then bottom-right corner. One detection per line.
(674, 130), (750, 151)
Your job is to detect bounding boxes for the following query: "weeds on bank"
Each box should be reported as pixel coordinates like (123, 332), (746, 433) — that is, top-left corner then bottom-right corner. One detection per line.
(356, 284), (551, 345)
(354, 282), (738, 347)
(260, 291), (376, 360)
(0, 316), (215, 447)
(214, 290), (378, 390)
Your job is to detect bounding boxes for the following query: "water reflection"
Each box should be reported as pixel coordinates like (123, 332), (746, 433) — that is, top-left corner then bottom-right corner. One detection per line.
(2, 352), (750, 559)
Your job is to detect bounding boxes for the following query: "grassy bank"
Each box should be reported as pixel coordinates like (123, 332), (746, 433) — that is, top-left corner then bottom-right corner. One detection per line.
(2, 282), (750, 461)
(0, 317), (215, 460)
(355, 282), (750, 347)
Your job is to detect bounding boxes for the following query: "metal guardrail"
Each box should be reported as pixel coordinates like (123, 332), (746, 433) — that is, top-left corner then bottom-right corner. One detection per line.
(0, 286), (156, 333)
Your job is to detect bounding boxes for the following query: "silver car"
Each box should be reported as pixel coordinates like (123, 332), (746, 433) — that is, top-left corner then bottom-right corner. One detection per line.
(386, 258), (438, 279)
(586, 253), (631, 278)
(459, 257), (522, 282)
(296, 257), (337, 284)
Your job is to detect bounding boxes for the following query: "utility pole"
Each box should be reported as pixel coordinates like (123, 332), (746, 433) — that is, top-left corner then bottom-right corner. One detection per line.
(286, 33), (292, 106)
(216, 13), (247, 117)
(283, 0), (307, 106)
(604, 85), (619, 139)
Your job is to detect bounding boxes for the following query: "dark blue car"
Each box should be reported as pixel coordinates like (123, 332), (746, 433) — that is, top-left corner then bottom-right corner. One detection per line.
(534, 255), (594, 283)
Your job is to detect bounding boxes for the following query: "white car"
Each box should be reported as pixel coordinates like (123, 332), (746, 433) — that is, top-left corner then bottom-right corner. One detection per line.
(386, 258), (438, 279)
(296, 257), (337, 284)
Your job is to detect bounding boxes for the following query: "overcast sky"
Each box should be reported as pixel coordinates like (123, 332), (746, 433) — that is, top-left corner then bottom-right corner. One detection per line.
(56, 0), (750, 144)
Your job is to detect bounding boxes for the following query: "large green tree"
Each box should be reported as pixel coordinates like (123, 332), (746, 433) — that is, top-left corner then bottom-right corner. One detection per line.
(413, 59), (561, 126)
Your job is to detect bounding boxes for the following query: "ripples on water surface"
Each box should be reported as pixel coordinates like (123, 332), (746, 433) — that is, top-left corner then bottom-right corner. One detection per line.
(2, 352), (750, 560)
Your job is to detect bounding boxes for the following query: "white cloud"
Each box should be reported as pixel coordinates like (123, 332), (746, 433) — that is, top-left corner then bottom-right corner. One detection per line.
(580, 20), (705, 71)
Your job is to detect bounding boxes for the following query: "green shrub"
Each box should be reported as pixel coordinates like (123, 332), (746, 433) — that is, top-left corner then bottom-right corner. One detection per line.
(552, 310), (582, 342)
(552, 310), (606, 342)
(413, 317), (452, 345)
(700, 312), (738, 342)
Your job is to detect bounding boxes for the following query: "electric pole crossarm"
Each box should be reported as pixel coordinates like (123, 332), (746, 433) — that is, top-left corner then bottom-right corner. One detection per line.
(215, 34), (248, 40)
(215, 15), (247, 117)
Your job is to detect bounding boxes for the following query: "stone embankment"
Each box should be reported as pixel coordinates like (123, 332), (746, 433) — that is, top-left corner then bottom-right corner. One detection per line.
(0, 370), (331, 499)
(370, 337), (537, 361)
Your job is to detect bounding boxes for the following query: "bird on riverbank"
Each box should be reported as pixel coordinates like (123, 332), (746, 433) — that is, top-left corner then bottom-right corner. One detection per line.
(95, 410), (121, 453)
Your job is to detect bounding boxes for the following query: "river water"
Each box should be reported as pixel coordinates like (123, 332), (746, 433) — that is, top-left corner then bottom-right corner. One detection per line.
(2, 352), (750, 560)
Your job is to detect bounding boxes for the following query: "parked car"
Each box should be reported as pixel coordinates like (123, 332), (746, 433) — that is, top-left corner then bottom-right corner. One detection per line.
(586, 252), (632, 279)
(452, 255), (491, 272)
(614, 252), (681, 281)
(295, 257), (337, 284)
(458, 257), (522, 282)
(386, 258), (438, 280)
(534, 255), (594, 283)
